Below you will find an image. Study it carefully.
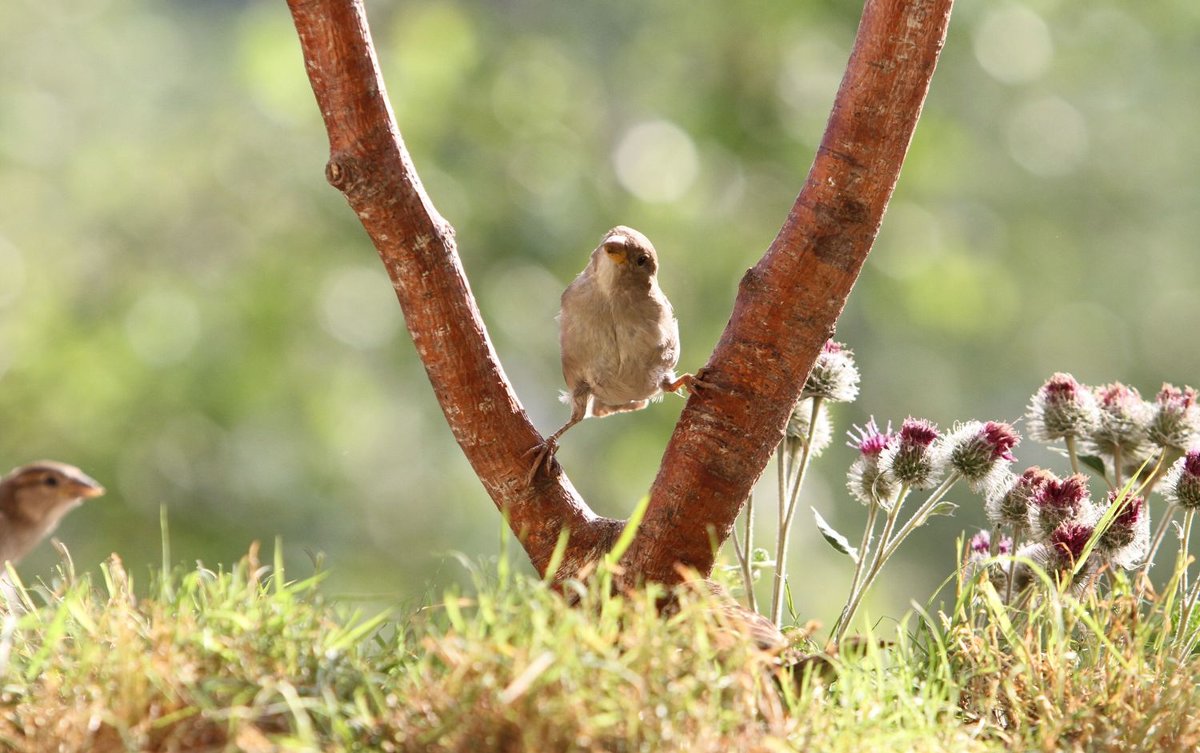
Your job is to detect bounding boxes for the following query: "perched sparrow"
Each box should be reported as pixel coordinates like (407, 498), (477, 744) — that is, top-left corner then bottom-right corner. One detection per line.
(0, 461), (105, 565)
(529, 226), (705, 480)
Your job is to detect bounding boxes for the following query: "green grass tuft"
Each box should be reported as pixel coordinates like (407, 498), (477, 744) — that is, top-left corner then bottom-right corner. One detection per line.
(2, 542), (1199, 751)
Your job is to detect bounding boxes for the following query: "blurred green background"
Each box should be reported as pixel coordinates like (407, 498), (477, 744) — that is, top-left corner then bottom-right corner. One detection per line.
(2, 0), (1198, 624)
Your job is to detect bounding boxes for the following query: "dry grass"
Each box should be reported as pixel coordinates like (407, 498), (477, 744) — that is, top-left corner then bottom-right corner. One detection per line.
(0, 538), (1198, 752)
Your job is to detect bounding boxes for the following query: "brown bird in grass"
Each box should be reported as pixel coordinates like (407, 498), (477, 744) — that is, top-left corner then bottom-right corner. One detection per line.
(528, 226), (708, 481)
(0, 461), (105, 565)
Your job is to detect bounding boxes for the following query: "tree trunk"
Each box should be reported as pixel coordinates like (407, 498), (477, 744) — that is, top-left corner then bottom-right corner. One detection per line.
(621, 0), (955, 586)
(284, 0), (954, 586)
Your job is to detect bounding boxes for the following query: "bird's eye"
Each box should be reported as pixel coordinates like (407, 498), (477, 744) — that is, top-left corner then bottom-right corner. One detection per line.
(636, 255), (649, 267)
(44, 475), (59, 487)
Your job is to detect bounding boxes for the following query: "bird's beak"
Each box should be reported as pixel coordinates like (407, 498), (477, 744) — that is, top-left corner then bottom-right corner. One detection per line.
(70, 472), (105, 500)
(604, 238), (630, 265)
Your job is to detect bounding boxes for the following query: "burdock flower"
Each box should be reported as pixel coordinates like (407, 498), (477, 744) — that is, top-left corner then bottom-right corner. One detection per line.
(1088, 382), (1152, 463)
(965, 530), (1013, 591)
(802, 340), (860, 403)
(1162, 450), (1200, 509)
(1026, 372), (1100, 443)
(846, 419), (898, 508)
(968, 529), (1012, 557)
(968, 530), (992, 556)
(1020, 522), (1098, 596)
(986, 466), (1055, 529)
(1049, 522), (1095, 570)
(1148, 384), (1200, 453)
(880, 417), (944, 490)
(785, 397), (833, 456)
(946, 420), (1020, 493)
(1032, 473), (1092, 538)
(1096, 491), (1148, 569)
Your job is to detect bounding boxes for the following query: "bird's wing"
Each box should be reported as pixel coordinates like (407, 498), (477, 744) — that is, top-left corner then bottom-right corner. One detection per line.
(558, 277), (596, 389)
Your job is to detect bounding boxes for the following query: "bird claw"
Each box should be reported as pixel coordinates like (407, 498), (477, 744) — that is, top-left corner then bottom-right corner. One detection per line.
(663, 371), (718, 396)
(524, 439), (559, 484)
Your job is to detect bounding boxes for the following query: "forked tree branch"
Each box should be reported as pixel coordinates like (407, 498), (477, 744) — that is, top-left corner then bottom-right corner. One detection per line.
(285, 0), (953, 587)
(620, 0), (955, 585)
(285, 0), (622, 576)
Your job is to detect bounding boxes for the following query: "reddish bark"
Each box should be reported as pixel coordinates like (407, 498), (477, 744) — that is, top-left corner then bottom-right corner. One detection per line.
(285, 0), (622, 576)
(285, 0), (953, 586)
(621, 0), (955, 585)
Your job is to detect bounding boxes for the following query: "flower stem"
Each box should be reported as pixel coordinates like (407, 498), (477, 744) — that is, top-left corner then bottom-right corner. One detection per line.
(1177, 508), (1197, 643)
(1065, 435), (1083, 477)
(833, 475), (958, 644)
(770, 398), (823, 627)
(874, 473), (960, 567)
(1004, 524), (1023, 605)
(831, 495), (896, 641)
(833, 502), (880, 637)
(1145, 502), (1180, 580)
(740, 492), (757, 612)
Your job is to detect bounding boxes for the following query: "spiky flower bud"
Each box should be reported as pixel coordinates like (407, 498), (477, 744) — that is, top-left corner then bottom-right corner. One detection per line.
(1032, 474), (1091, 538)
(1026, 373), (1100, 443)
(1096, 491), (1148, 568)
(1148, 384), (1200, 453)
(845, 419), (898, 508)
(879, 417), (944, 490)
(802, 340), (860, 403)
(986, 466), (1054, 529)
(1087, 383), (1152, 462)
(785, 397), (833, 456)
(1162, 450), (1200, 510)
(1049, 522), (1094, 568)
(946, 420), (1020, 493)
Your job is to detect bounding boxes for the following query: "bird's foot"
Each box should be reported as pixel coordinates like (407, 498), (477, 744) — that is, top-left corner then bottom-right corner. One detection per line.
(524, 438), (560, 484)
(663, 370), (717, 396)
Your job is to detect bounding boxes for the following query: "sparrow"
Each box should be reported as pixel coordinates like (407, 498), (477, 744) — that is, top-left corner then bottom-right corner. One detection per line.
(0, 461), (105, 565)
(528, 226), (706, 481)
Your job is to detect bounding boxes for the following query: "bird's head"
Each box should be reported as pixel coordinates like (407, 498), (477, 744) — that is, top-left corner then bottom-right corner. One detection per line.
(0, 461), (105, 529)
(593, 226), (659, 290)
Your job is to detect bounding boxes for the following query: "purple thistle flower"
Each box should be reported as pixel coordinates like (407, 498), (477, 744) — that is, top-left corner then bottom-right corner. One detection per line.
(986, 466), (1054, 528)
(1088, 383), (1152, 463)
(1163, 450), (1200, 510)
(846, 419), (898, 508)
(802, 340), (860, 403)
(1050, 522), (1094, 568)
(982, 422), (1020, 462)
(946, 421), (1020, 493)
(880, 417), (945, 490)
(1027, 372), (1100, 443)
(1149, 384), (1200, 452)
(997, 536), (1013, 556)
(899, 417), (940, 448)
(1098, 491), (1147, 563)
(969, 530), (991, 555)
(1032, 474), (1092, 538)
(847, 418), (894, 457)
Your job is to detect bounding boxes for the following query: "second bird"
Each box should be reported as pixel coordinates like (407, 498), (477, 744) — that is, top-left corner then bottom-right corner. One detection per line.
(529, 226), (702, 480)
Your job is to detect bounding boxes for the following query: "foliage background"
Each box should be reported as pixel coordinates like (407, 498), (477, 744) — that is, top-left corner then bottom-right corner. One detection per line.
(1, 0), (1197, 623)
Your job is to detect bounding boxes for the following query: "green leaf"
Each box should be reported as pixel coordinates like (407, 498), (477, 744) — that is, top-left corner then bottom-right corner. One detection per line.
(928, 501), (959, 518)
(812, 507), (859, 563)
(1078, 454), (1107, 477)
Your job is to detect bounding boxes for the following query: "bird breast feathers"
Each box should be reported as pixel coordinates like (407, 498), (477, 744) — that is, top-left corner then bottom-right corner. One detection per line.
(560, 279), (678, 393)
